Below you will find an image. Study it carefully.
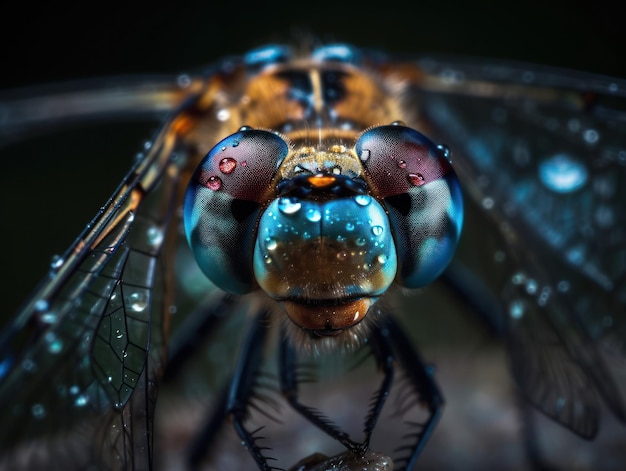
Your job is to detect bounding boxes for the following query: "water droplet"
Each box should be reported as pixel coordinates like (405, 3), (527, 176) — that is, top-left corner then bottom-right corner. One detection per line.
(525, 279), (538, 295)
(391, 120), (406, 126)
(594, 205), (614, 228)
(557, 280), (570, 293)
(537, 286), (551, 306)
(345, 222), (355, 231)
(356, 237), (367, 247)
(397, 160), (407, 169)
(278, 197), (302, 215)
(360, 149), (371, 162)
(354, 194), (371, 206)
(371, 225), (383, 236)
(129, 292), (147, 312)
(115, 329), (124, 339)
(35, 299), (49, 312)
(239, 125), (253, 132)
(305, 208), (322, 222)
(69, 385), (80, 395)
(567, 118), (581, 133)
(216, 109), (230, 121)
(219, 157), (237, 174)
(39, 312), (57, 325)
(31, 403), (46, 419)
(481, 197), (494, 210)
(538, 154), (588, 193)
(147, 226), (163, 248)
(512, 272), (525, 285)
(265, 237), (278, 250)
(436, 144), (451, 158)
(566, 245), (585, 266)
(336, 251), (348, 261)
(509, 300), (524, 319)
(74, 395), (89, 407)
(177, 74), (191, 88)
(407, 173), (425, 186)
(44, 332), (63, 354)
(50, 255), (64, 271)
(231, 140), (240, 147)
(22, 359), (36, 372)
(205, 176), (222, 191)
(377, 254), (387, 264)
(583, 128), (599, 144)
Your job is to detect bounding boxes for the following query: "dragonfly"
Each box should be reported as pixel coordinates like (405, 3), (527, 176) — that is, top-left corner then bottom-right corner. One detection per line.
(0, 41), (625, 470)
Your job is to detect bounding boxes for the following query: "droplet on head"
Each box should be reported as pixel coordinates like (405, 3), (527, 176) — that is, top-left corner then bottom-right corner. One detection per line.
(219, 157), (237, 174)
(205, 176), (223, 191)
(305, 208), (322, 222)
(278, 197), (302, 215)
(407, 173), (425, 186)
(354, 194), (371, 206)
(265, 237), (278, 250)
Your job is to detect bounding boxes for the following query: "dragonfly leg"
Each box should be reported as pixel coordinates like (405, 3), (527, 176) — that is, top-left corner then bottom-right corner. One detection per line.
(279, 335), (363, 454)
(377, 314), (444, 471)
(225, 308), (279, 470)
(178, 306), (278, 470)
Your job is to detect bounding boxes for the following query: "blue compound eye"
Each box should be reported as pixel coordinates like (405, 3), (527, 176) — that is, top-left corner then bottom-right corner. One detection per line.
(184, 128), (289, 294)
(355, 124), (463, 288)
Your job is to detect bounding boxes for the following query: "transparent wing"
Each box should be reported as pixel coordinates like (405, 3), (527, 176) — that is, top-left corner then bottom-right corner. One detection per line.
(386, 54), (626, 437)
(0, 74), (210, 469)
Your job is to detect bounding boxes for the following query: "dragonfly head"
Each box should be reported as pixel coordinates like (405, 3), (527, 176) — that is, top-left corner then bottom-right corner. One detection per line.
(184, 124), (463, 346)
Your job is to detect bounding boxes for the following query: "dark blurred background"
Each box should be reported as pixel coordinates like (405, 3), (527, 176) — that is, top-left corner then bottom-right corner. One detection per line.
(0, 1), (625, 468)
(0, 0), (624, 315)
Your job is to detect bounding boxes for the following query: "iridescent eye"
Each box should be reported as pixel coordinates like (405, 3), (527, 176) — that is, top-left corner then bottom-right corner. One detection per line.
(184, 128), (289, 294)
(355, 124), (463, 287)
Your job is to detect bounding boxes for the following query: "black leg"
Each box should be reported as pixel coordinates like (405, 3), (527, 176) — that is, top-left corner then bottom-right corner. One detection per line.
(376, 314), (443, 471)
(225, 308), (280, 471)
(279, 336), (358, 453)
(179, 305), (279, 470)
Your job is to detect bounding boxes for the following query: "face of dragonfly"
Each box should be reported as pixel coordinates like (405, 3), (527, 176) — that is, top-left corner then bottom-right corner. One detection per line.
(0, 42), (625, 471)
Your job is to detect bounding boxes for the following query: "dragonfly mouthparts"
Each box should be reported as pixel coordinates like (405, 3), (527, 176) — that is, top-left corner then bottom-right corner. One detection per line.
(281, 296), (374, 333)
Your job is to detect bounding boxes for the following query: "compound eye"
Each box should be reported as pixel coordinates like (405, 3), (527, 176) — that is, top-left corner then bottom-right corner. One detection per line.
(355, 124), (463, 288)
(184, 129), (289, 294)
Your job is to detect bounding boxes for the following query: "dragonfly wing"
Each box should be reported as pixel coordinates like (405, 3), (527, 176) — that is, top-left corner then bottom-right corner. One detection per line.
(384, 54), (626, 437)
(0, 75), (204, 146)
(0, 83), (202, 468)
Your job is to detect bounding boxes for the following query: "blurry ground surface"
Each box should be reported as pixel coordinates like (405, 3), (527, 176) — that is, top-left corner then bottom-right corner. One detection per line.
(154, 285), (626, 471)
